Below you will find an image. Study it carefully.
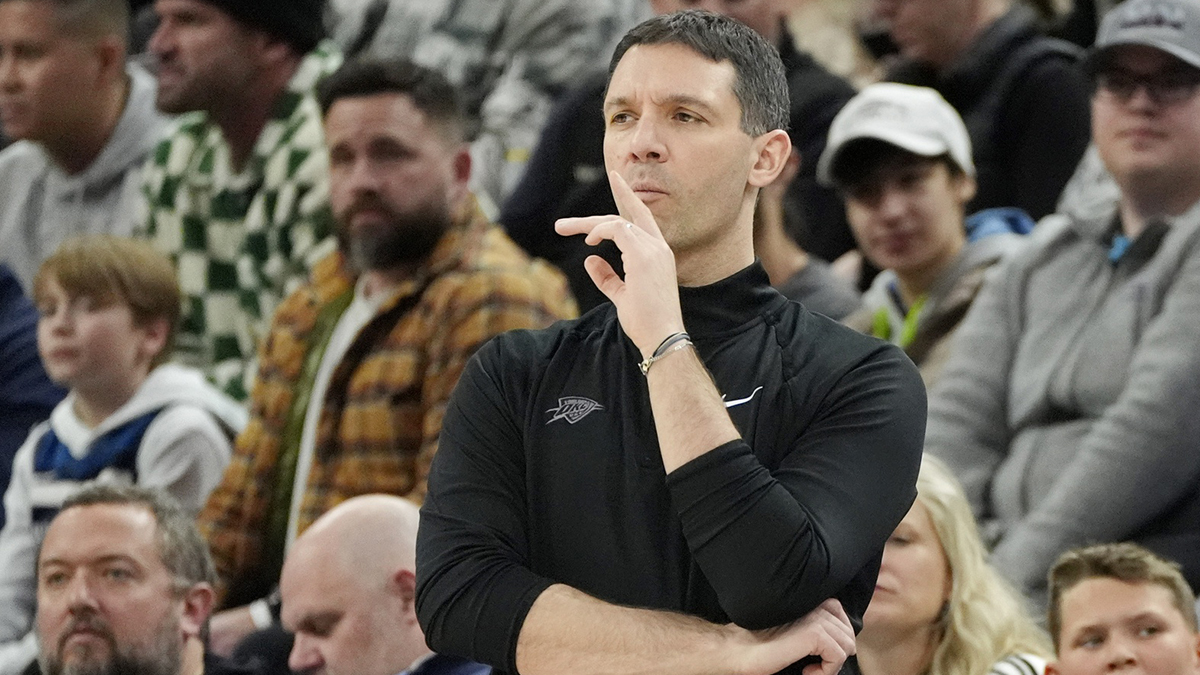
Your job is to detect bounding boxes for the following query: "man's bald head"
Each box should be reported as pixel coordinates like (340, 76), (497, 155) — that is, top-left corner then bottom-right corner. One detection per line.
(289, 494), (420, 582)
(281, 496), (429, 675)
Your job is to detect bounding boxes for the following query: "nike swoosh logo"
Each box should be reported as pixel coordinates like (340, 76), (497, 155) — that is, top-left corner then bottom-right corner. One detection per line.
(723, 386), (763, 409)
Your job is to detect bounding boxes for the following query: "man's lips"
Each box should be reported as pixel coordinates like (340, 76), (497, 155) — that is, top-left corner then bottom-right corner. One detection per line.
(1118, 126), (1166, 142)
(629, 183), (669, 202)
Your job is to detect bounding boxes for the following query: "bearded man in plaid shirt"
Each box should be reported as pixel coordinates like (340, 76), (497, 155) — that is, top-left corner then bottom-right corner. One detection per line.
(196, 57), (577, 657)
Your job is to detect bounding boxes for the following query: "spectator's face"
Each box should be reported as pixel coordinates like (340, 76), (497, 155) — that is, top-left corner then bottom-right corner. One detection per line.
(1093, 46), (1200, 195)
(604, 43), (772, 262)
(148, 0), (268, 114)
(649, 0), (783, 43)
(0, 0), (110, 143)
(873, 0), (975, 68)
(324, 93), (470, 272)
(35, 276), (165, 392)
(36, 504), (204, 675)
(1048, 578), (1200, 675)
(842, 153), (972, 280)
(281, 553), (420, 675)
(861, 500), (951, 638)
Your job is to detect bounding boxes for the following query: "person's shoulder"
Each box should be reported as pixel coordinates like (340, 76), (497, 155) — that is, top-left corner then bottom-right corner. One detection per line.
(415, 653), (492, 675)
(0, 141), (49, 206)
(157, 111), (213, 144)
(293, 40), (345, 91)
(476, 302), (612, 369)
(434, 222), (577, 312)
(144, 111), (215, 180)
(1003, 34), (1087, 98)
(784, 48), (856, 108)
(988, 653), (1048, 675)
(776, 299), (911, 378)
(0, 139), (47, 173)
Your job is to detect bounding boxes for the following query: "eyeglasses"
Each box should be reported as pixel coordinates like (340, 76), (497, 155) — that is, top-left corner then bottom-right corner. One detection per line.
(1095, 68), (1200, 106)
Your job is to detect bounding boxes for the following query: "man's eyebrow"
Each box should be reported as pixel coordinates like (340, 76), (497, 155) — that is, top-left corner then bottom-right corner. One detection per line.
(603, 94), (719, 114)
(39, 554), (140, 570)
(295, 611), (341, 632)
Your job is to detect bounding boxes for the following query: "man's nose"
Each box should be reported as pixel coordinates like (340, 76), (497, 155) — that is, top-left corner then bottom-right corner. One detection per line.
(1103, 636), (1138, 670)
(0, 53), (21, 92)
(629, 117), (668, 162)
(875, 185), (909, 220)
(288, 634), (324, 673)
(64, 573), (100, 612)
(146, 20), (174, 60)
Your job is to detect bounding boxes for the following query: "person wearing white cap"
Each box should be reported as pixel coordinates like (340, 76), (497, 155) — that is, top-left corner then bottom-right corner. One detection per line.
(924, 0), (1200, 606)
(819, 83), (1027, 386)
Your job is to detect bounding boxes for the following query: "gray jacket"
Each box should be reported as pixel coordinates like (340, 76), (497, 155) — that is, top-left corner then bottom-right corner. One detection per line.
(846, 233), (1024, 387)
(0, 63), (167, 291)
(925, 194), (1200, 599)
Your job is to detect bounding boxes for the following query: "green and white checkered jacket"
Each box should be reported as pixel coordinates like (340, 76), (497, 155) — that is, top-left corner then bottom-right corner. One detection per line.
(137, 43), (342, 400)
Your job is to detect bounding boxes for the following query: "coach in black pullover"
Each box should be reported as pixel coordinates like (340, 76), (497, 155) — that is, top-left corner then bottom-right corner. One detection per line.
(416, 11), (926, 675)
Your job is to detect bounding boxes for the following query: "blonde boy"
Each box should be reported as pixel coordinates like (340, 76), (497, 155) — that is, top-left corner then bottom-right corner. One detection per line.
(1048, 543), (1200, 675)
(0, 235), (245, 675)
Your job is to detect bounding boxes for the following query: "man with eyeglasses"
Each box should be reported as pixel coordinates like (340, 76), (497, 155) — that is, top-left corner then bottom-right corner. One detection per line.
(923, 0), (1200, 607)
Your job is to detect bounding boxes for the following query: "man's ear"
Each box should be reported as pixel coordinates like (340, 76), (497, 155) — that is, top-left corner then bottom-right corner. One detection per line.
(95, 35), (126, 83)
(180, 583), (216, 639)
(748, 129), (792, 189)
(1191, 630), (1200, 671)
(392, 568), (417, 607)
(391, 568), (420, 624)
(956, 173), (978, 205)
(453, 146), (472, 186)
(137, 316), (171, 365)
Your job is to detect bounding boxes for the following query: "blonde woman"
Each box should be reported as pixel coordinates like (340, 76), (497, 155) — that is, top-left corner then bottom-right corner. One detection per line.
(856, 455), (1051, 675)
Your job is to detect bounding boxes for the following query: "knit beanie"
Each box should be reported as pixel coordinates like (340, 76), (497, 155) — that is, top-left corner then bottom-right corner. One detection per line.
(201, 0), (326, 55)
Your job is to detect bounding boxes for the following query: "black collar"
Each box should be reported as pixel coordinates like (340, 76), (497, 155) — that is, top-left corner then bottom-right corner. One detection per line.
(679, 261), (786, 338)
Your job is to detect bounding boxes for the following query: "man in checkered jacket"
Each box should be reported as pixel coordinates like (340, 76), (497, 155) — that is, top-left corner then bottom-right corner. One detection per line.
(137, 0), (340, 400)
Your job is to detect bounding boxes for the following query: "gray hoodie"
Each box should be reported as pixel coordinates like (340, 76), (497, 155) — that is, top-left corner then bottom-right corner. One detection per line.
(0, 63), (167, 291)
(925, 191), (1200, 602)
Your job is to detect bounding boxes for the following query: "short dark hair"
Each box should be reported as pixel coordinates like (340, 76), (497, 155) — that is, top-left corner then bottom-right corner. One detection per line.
(0, 0), (129, 44)
(608, 10), (789, 137)
(318, 57), (467, 144)
(56, 484), (216, 591)
(1048, 542), (1197, 651)
(831, 139), (964, 192)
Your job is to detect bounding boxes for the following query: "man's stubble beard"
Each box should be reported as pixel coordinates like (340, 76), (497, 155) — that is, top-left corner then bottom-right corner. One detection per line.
(337, 195), (454, 274)
(41, 615), (181, 675)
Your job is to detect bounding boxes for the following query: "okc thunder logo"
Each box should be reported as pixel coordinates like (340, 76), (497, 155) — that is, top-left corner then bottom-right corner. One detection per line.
(546, 397), (605, 424)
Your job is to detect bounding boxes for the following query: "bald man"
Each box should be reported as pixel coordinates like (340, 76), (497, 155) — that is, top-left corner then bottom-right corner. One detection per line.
(279, 496), (489, 675)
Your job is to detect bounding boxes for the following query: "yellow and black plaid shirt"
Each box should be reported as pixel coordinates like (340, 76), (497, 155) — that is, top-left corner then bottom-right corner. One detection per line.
(199, 197), (576, 603)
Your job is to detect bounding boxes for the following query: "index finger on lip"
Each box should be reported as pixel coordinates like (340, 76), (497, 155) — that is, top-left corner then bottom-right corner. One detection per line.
(610, 171), (663, 238)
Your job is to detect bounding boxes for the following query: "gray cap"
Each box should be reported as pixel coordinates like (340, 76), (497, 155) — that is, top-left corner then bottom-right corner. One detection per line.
(1093, 0), (1200, 69)
(816, 83), (974, 187)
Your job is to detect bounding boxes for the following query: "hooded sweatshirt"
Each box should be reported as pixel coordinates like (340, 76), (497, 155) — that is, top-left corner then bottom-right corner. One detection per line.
(0, 63), (168, 291)
(845, 233), (1025, 386)
(925, 191), (1200, 603)
(0, 364), (246, 673)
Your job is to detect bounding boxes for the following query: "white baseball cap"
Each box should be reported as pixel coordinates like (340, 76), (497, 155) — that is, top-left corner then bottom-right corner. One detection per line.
(1091, 0), (1200, 70)
(817, 83), (974, 187)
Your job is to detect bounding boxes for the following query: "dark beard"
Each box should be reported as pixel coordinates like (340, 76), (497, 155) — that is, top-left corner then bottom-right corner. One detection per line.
(41, 615), (181, 675)
(336, 194), (453, 273)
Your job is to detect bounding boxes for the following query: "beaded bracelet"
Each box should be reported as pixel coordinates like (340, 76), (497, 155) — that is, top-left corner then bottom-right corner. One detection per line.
(639, 331), (693, 375)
